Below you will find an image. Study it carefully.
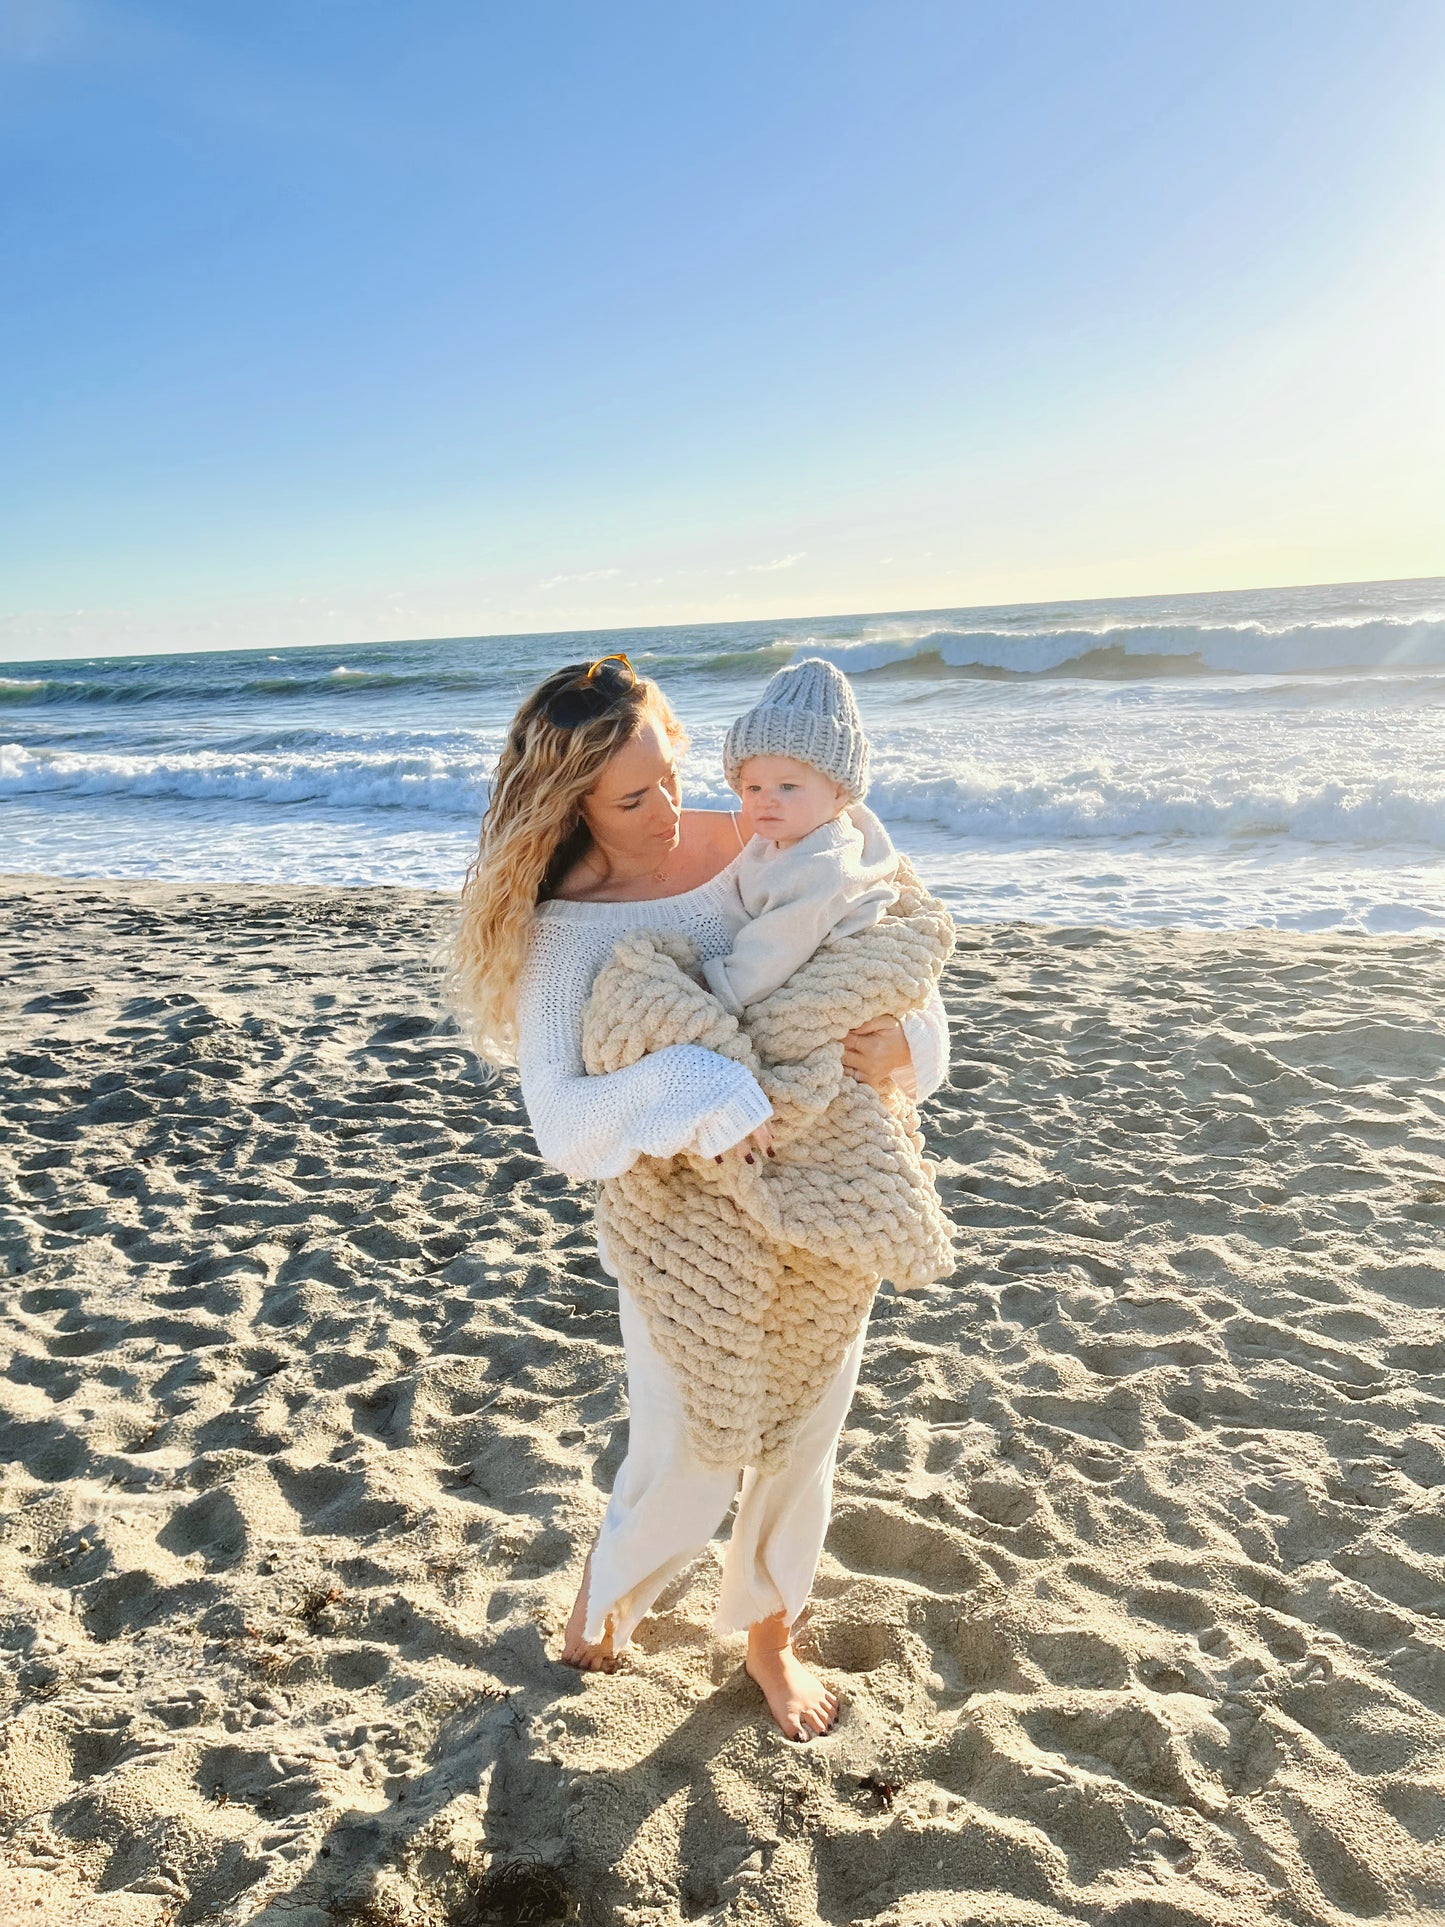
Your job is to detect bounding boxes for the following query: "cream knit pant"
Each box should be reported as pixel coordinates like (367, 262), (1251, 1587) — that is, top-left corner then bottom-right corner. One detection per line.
(582, 1280), (871, 1651)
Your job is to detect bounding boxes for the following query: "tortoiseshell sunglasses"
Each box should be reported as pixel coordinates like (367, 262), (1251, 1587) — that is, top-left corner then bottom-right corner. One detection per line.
(543, 653), (639, 728)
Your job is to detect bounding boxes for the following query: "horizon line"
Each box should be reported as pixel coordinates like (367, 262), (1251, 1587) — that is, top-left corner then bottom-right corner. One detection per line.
(4, 569), (1443, 671)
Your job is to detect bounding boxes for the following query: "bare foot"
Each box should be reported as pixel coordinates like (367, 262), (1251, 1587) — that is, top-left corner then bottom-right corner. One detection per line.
(559, 1548), (618, 1672)
(744, 1610), (841, 1740)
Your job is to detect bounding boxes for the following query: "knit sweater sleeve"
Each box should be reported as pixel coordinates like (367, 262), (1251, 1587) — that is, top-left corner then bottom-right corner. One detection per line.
(897, 985), (951, 1102)
(514, 925), (774, 1181)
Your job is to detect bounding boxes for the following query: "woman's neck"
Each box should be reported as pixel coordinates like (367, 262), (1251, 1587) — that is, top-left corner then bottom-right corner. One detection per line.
(583, 844), (672, 894)
(550, 809), (739, 904)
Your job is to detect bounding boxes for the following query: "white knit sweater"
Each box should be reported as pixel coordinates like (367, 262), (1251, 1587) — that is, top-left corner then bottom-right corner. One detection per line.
(514, 840), (951, 1201)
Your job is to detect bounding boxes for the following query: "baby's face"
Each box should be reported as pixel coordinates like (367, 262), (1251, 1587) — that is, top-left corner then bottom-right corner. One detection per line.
(734, 755), (848, 846)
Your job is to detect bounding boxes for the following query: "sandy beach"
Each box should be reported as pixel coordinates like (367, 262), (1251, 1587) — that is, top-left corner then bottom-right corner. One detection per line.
(1, 873), (1442, 1927)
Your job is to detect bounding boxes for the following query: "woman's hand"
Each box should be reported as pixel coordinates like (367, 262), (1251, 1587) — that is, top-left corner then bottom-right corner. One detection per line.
(714, 1120), (775, 1165)
(842, 1016), (911, 1091)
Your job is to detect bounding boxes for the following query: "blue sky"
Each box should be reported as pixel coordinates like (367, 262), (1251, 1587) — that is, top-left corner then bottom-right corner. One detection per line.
(2, 0), (1442, 660)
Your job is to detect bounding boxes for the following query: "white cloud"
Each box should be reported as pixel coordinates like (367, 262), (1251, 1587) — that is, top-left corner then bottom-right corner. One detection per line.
(539, 567), (623, 591)
(745, 552), (805, 573)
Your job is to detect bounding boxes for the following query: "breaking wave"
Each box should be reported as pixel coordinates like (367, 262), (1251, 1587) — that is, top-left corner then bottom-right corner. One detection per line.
(810, 619), (1445, 681)
(6, 733), (1443, 850)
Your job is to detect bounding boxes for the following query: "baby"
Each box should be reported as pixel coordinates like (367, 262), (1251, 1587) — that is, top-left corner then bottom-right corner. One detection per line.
(704, 654), (899, 1021)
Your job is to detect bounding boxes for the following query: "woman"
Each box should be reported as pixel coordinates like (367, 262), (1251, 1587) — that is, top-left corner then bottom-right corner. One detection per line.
(451, 654), (950, 1742)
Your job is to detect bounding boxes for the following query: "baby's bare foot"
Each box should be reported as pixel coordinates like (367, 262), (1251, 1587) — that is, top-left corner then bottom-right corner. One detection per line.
(745, 1613), (840, 1740)
(559, 1548), (618, 1672)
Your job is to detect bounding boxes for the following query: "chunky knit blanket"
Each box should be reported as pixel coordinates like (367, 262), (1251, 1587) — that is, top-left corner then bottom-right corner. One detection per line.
(581, 857), (956, 1474)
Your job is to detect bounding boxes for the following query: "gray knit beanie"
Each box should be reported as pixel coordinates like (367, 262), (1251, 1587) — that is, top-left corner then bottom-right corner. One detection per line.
(723, 656), (870, 802)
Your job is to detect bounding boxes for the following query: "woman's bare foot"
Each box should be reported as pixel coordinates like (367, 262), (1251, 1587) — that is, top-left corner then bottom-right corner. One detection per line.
(744, 1609), (841, 1740)
(559, 1548), (618, 1672)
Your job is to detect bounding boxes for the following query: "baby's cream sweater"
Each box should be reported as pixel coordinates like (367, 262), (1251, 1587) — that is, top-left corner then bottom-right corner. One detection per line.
(701, 801), (899, 1016)
(513, 838), (950, 1218)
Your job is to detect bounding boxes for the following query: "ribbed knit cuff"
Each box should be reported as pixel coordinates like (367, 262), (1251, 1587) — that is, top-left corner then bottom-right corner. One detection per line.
(691, 1073), (774, 1157)
(900, 1006), (947, 1100)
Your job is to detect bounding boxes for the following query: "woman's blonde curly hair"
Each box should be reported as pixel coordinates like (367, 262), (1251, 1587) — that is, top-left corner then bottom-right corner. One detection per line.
(446, 659), (689, 1068)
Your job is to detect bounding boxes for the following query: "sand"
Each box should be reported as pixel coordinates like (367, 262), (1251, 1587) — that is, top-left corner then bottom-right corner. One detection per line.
(0, 873), (1442, 1927)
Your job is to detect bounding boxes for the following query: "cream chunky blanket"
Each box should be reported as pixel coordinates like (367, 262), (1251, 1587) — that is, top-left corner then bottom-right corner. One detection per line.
(581, 857), (956, 1474)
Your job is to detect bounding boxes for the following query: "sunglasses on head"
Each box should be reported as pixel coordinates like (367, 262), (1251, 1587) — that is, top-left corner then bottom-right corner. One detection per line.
(543, 653), (639, 728)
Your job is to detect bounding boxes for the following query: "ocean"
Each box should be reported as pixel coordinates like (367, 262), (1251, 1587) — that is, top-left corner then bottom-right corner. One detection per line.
(3, 575), (1444, 933)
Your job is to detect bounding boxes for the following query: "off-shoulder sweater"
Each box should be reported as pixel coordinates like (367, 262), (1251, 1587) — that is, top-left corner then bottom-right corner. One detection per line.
(513, 842), (951, 1199)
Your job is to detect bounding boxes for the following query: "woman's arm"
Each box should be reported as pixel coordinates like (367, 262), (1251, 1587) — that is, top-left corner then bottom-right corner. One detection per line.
(515, 939), (772, 1181)
(842, 985), (951, 1100)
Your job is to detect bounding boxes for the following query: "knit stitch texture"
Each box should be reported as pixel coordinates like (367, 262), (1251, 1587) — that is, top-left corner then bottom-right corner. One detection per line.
(581, 856), (956, 1474)
(723, 656), (871, 801)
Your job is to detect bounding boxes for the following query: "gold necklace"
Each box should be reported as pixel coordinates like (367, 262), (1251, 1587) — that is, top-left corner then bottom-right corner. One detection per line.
(584, 848), (671, 891)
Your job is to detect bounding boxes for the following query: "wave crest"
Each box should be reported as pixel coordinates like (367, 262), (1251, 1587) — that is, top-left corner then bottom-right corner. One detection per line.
(801, 619), (1445, 681)
(0, 665), (498, 707)
(0, 740), (491, 816)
